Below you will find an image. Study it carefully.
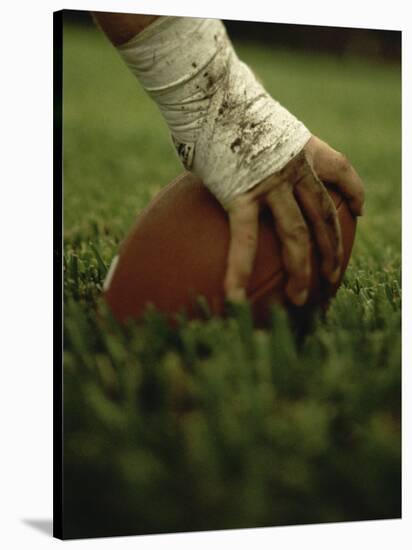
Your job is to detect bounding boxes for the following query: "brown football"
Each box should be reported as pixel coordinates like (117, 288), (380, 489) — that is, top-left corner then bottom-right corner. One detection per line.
(103, 171), (356, 326)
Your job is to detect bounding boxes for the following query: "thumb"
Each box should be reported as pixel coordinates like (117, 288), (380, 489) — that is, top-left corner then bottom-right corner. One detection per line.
(304, 136), (365, 216)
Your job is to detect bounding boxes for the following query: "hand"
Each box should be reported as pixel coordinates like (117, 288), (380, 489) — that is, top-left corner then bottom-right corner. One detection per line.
(224, 135), (365, 305)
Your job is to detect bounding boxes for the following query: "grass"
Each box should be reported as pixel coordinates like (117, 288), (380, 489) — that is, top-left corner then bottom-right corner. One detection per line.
(62, 20), (401, 539)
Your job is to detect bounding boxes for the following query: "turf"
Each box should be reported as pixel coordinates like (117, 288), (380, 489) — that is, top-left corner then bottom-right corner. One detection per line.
(62, 21), (401, 539)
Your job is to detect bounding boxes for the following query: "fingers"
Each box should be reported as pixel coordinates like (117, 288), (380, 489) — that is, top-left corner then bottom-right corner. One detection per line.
(224, 197), (259, 302)
(223, 139), (353, 306)
(265, 182), (311, 306)
(305, 136), (365, 216)
(294, 166), (343, 283)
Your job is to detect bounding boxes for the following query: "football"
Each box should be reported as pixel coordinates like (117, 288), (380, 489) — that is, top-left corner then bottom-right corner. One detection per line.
(103, 172), (356, 326)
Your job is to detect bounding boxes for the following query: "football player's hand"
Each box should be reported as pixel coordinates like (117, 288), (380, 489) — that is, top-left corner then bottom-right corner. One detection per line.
(224, 135), (365, 305)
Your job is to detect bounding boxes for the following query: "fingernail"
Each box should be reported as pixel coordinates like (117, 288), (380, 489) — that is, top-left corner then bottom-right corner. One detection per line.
(293, 288), (309, 306)
(352, 200), (364, 217)
(227, 288), (246, 303)
(330, 266), (341, 284)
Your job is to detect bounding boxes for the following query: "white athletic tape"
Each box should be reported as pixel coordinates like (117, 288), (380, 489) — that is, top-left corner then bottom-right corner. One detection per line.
(118, 17), (311, 207)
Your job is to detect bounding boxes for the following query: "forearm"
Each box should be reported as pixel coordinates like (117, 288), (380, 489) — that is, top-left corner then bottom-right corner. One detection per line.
(114, 16), (310, 205)
(92, 12), (159, 46)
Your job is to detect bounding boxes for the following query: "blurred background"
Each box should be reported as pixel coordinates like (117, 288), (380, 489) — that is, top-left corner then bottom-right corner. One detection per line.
(64, 9), (401, 60)
(61, 10), (401, 540)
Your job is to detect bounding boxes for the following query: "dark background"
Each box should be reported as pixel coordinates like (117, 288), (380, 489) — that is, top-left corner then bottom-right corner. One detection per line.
(64, 9), (401, 62)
